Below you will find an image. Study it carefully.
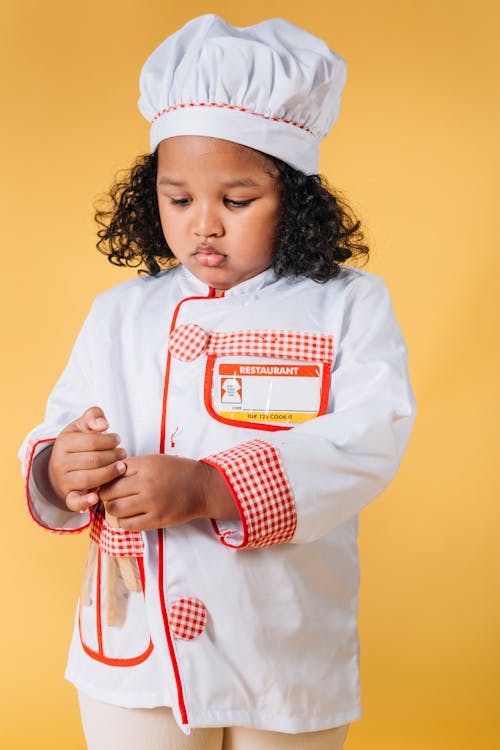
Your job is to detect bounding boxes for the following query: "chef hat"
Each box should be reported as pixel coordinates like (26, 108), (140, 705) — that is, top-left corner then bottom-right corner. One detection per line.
(138, 14), (346, 175)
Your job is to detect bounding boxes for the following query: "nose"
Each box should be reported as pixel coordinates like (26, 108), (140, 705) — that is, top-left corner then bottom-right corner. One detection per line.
(192, 202), (223, 239)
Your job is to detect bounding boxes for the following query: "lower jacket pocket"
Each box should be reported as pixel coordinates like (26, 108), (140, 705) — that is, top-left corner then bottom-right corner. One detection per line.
(78, 514), (154, 667)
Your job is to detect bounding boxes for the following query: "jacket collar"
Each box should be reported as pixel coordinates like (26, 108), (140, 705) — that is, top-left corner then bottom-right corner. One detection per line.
(177, 265), (279, 298)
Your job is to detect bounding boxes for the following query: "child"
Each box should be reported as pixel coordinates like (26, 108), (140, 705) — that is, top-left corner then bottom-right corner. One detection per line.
(20, 14), (416, 750)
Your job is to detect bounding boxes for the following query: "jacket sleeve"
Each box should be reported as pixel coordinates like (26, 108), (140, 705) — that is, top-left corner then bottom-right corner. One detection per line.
(18, 305), (98, 534)
(203, 273), (416, 548)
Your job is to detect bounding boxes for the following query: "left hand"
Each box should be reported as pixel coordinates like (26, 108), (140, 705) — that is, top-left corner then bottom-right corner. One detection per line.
(99, 454), (238, 531)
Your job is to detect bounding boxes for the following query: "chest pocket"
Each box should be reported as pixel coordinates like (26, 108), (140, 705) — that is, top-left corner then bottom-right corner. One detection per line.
(204, 330), (334, 431)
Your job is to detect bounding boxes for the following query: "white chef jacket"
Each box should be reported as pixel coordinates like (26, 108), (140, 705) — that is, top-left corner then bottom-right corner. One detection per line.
(19, 263), (416, 734)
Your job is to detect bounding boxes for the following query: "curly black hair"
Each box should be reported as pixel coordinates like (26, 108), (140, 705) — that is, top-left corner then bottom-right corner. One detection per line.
(95, 149), (369, 280)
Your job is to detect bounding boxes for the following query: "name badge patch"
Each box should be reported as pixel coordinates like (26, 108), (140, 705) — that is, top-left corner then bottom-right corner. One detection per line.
(204, 329), (334, 431)
(216, 362), (322, 425)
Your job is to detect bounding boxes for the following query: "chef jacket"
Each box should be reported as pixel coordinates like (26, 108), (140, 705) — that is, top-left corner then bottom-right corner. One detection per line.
(19, 264), (416, 734)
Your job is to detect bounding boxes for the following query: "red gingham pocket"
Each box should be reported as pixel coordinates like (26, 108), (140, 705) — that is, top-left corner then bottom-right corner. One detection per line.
(169, 323), (208, 361)
(168, 597), (207, 640)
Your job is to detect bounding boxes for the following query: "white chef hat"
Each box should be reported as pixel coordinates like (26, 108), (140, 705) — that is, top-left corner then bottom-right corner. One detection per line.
(138, 14), (346, 175)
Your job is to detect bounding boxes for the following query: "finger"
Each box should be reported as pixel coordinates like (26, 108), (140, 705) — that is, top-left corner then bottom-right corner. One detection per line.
(67, 460), (127, 491)
(118, 514), (155, 532)
(60, 406), (109, 435)
(103, 495), (144, 520)
(60, 432), (122, 454)
(68, 447), (127, 471)
(99, 478), (139, 503)
(66, 489), (100, 513)
(77, 406), (109, 433)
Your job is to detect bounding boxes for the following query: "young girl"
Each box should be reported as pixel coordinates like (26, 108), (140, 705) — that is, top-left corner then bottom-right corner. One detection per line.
(20, 14), (416, 750)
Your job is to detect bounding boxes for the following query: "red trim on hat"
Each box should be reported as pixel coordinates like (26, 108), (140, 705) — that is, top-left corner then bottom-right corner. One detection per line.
(151, 102), (315, 135)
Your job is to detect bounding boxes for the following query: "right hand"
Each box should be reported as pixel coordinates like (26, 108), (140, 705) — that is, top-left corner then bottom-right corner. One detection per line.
(48, 406), (127, 512)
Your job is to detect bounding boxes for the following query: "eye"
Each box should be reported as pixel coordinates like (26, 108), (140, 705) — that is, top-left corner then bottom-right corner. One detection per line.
(169, 198), (191, 206)
(225, 198), (254, 208)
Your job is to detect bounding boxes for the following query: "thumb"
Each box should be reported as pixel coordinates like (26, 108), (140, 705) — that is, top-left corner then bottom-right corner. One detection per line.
(66, 489), (100, 513)
(62, 406), (109, 435)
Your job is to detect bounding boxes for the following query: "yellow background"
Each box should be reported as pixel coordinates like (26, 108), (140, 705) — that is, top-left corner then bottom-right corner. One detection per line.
(1, 1), (498, 748)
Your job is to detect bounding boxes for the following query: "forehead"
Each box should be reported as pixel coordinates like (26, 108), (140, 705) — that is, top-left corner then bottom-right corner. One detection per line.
(156, 136), (277, 180)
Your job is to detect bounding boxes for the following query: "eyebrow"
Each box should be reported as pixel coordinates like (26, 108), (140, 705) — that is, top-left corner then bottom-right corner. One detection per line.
(222, 178), (260, 188)
(157, 177), (261, 188)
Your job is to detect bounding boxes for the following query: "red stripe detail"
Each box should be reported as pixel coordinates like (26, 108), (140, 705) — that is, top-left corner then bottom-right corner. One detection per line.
(157, 530), (188, 725)
(318, 359), (331, 417)
(96, 549), (104, 656)
(137, 556), (146, 589)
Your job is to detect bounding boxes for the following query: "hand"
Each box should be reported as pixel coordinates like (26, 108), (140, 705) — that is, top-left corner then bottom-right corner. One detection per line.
(99, 454), (239, 531)
(47, 406), (127, 512)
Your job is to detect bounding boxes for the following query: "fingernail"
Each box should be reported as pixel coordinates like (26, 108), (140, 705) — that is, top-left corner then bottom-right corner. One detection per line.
(116, 461), (126, 473)
(95, 417), (107, 428)
(117, 448), (127, 459)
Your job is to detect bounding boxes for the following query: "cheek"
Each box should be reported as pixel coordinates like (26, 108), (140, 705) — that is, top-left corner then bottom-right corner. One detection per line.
(260, 207), (280, 246)
(158, 208), (182, 244)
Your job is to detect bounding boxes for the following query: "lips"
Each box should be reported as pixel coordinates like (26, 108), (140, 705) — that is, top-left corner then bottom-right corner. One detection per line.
(193, 245), (227, 267)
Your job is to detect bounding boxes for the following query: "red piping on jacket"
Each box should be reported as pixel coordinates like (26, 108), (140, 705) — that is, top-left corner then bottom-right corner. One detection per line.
(157, 286), (218, 726)
(96, 550), (104, 655)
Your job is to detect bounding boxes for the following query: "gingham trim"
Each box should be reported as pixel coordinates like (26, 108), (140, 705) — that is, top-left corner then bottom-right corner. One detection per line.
(168, 597), (207, 640)
(206, 330), (334, 363)
(169, 323), (208, 361)
(89, 511), (144, 557)
(203, 439), (296, 549)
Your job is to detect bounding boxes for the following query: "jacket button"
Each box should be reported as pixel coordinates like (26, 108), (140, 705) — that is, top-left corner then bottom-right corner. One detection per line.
(168, 597), (207, 640)
(168, 323), (208, 361)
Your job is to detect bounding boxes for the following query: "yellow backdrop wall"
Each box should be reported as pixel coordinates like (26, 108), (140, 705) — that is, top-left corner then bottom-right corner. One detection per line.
(1, 1), (498, 748)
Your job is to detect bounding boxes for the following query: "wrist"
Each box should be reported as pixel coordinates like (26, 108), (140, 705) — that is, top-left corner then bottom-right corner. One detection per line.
(197, 461), (240, 521)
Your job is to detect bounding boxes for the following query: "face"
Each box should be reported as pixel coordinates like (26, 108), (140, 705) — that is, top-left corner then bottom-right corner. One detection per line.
(156, 136), (280, 293)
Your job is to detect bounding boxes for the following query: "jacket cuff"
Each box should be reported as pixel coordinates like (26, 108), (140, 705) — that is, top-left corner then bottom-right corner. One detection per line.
(201, 439), (296, 549)
(24, 439), (91, 534)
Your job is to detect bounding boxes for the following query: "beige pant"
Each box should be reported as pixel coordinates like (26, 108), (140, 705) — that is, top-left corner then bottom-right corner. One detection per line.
(79, 692), (349, 750)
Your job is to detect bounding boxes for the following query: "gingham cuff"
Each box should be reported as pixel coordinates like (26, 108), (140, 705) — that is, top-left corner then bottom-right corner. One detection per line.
(202, 439), (296, 549)
(23, 439), (91, 534)
(90, 511), (144, 557)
